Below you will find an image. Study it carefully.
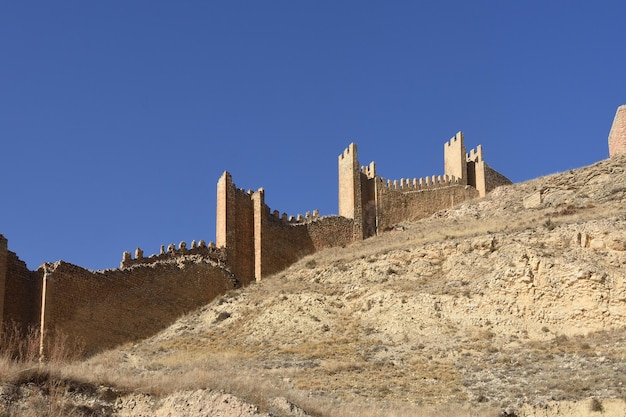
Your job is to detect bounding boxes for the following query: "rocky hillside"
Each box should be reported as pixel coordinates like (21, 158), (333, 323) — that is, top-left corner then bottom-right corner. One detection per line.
(2, 154), (626, 417)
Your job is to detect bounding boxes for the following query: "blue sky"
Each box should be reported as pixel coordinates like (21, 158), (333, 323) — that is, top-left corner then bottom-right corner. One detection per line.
(1, 2), (624, 270)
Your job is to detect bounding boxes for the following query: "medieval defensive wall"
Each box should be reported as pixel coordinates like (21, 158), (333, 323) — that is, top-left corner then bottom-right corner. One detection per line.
(1, 129), (522, 355)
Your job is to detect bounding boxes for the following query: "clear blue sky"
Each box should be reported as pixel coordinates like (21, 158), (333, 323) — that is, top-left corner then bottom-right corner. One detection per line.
(1, 2), (624, 270)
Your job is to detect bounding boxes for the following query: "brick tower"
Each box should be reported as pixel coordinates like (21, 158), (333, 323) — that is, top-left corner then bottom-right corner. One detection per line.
(608, 105), (626, 157)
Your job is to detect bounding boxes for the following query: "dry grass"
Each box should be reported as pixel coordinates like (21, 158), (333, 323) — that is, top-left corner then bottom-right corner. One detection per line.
(0, 323), (89, 417)
(60, 352), (501, 417)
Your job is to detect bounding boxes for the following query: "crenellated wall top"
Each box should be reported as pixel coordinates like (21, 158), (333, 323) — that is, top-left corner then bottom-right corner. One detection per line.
(467, 145), (483, 163)
(376, 174), (461, 192)
(444, 131), (464, 148)
(360, 161), (376, 179)
(265, 205), (321, 225)
(339, 143), (357, 161)
(120, 239), (225, 268)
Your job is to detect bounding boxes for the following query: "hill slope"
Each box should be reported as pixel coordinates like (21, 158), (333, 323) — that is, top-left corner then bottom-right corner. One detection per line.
(3, 155), (626, 416)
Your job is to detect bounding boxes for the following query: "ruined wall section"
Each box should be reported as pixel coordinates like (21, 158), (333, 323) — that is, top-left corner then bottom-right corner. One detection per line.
(216, 172), (255, 285)
(41, 259), (237, 355)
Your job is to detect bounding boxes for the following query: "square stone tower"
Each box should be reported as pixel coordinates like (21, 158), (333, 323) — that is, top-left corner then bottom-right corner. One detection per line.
(338, 143), (365, 239)
(444, 132), (468, 185)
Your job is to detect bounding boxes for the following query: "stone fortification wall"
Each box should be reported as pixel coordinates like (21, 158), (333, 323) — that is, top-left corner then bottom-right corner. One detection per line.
(217, 172), (356, 281)
(254, 194), (354, 278)
(338, 133), (510, 236)
(482, 163), (513, 194)
(0, 236), (42, 332)
(609, 105), (626, 157)
(0, 128), (515, 356)
(41, 258), (236, 355)
(374, 179), (479, 232)
(5, 253), (42, 331)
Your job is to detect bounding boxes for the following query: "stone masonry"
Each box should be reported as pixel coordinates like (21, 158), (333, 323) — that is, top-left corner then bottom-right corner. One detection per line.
(0, 129), (512, 356)
(338, 132), (511, 239)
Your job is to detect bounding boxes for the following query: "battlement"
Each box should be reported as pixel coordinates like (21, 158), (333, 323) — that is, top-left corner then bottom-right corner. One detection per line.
(467, 145), (483, 163)
(267, 207), (321, 224)
(120, 240), (225, 268)
(444, 131), (464, 148)
(360, 161), (376, 179)
(232, 184), (258, 200)
(377, 174), (460, 191)
(339, 143), (357, 161)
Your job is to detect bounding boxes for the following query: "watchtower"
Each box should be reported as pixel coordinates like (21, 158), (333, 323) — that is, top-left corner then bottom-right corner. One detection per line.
(444, 132), (468, 185)
(338, 143), (365, 239)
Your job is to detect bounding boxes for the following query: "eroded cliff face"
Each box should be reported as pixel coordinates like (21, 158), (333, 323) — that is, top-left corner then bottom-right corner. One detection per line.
(430, 154), (626, 339)
(400, 217), (626, 339)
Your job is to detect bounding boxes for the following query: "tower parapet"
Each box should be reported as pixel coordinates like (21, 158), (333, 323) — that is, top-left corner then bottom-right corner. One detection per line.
(444, 132), (468, 185)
